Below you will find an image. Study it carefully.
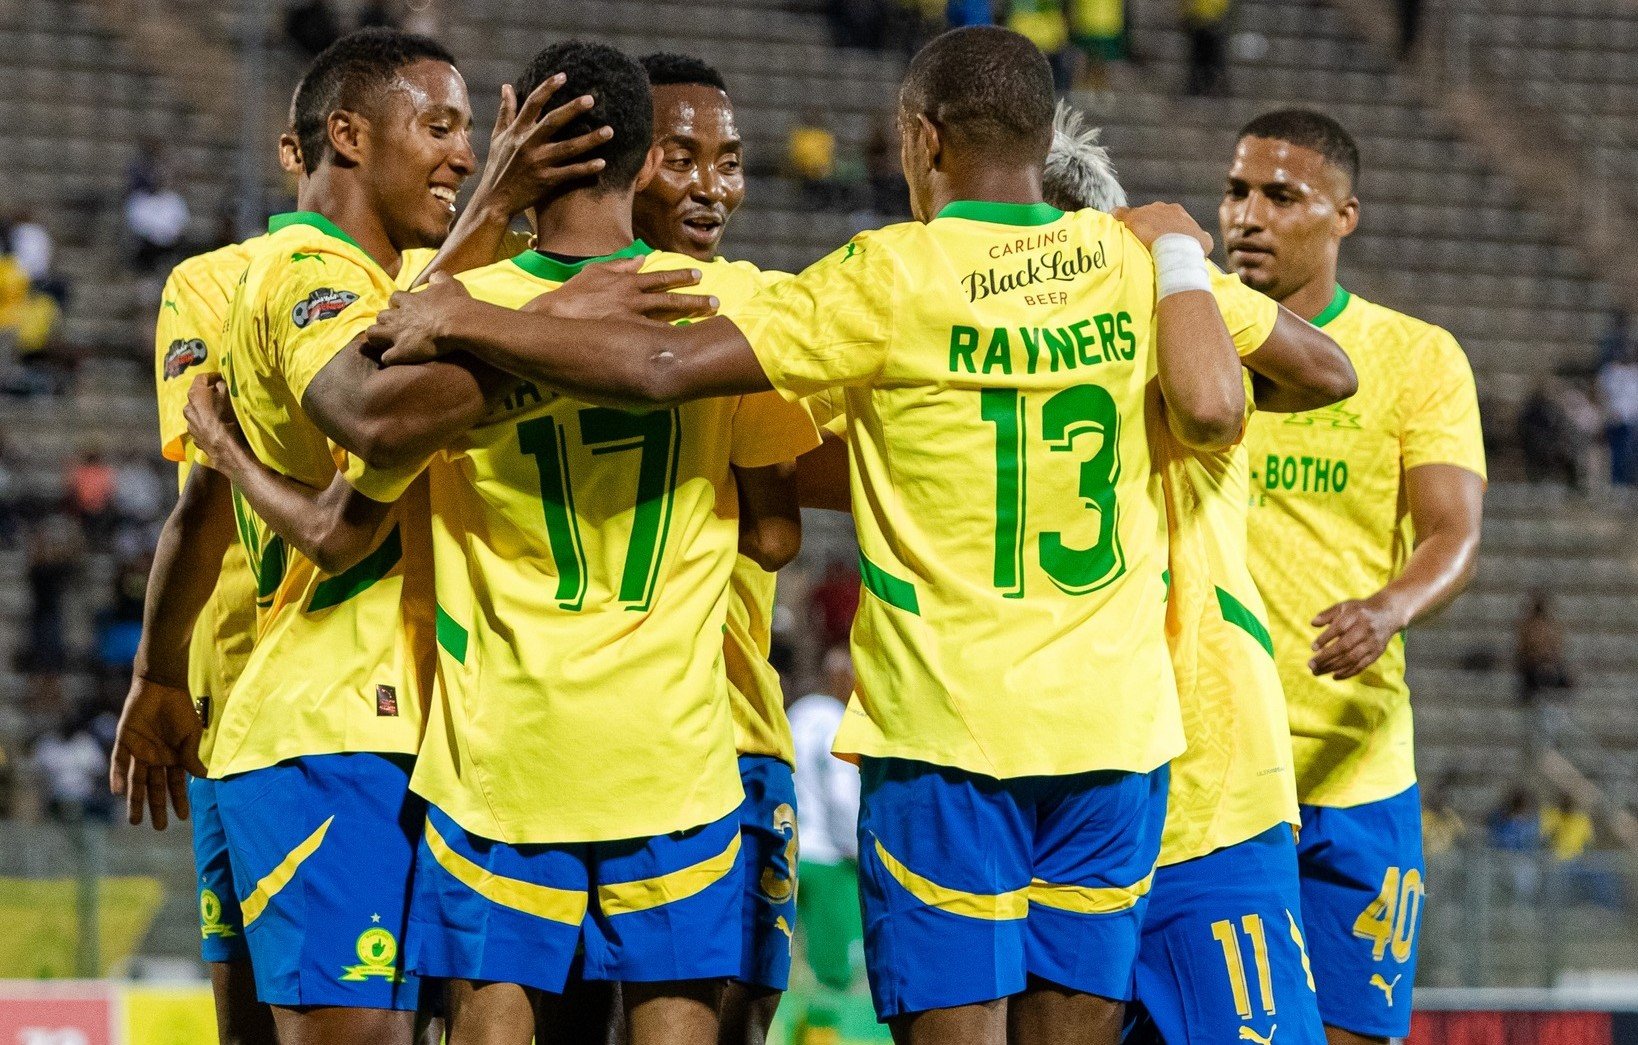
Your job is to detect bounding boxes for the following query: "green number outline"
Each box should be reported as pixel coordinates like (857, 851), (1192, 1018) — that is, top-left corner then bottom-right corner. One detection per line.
(518, 407), (682, 613)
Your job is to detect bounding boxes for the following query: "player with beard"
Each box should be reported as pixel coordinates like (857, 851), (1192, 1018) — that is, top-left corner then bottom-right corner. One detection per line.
(1222, 110), (1485, 1045)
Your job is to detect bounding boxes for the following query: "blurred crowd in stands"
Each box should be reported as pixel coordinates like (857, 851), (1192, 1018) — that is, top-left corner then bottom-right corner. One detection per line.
(1516, 311), (1638, 494)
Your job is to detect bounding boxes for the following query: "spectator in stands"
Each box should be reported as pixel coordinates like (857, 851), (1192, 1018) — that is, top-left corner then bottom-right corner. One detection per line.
(809, 558), (860, 652)
(124, 170), (190, 275)
(124, 139), (164, 197)
(94, 554), (147, 689)
(31, 715), (108, 823)
(1183, 0), (1230, 97)
(22, 511), (82, 717)
(66, 449), (116, 542)
(285, 0), (343, 57)
(1597, 341), (1638, 487)
(787, 107), (844, 211)
(1542, 794), (1621, 909)
(1558, 375), (1608, 493)
(1517, 378), (1576, 486)
(0, 254), (60, 382)
(1487, 788), (1543, 902)
(1396, 0), (1421, 57)
(1070, 0), (1128, 90)
(864, 114), (911, 220)
(0, 434), (18, 548)
(110, 454), (168, 559)
(1515, 591), (1575, 708)
(1008, 0), (1076, 92)
(945, 0), (992, 26)
(790, 647), (863, 1035)
(5, 207), (61, 303)
(1598, 309), (1630, 369)
(1422, 775), (1467, 858)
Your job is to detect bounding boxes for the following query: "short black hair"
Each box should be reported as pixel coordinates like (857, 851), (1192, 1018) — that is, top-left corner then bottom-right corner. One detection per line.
(640, 52), (728, 92)
(900, 27), (1055, 158)
(1237, 109), (1361, 189)
(291, 28), (457, 175)
(515, 41), (653, 190)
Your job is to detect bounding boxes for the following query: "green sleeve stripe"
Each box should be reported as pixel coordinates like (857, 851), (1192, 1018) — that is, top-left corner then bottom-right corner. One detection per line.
(435, 604), (468, 664)
(307, 524), (402, 612)
(1216, 586), (1274, 657)
(859, 551), (920, 615)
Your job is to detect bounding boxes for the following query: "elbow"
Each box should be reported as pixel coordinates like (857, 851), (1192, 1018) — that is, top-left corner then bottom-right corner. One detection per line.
(1174, 392), (1246, 452)
(740, 521), (802, 573)
(350, 417), (421, 472)
(309, 533), (371, 577)
(1321, 354), (1360, 403)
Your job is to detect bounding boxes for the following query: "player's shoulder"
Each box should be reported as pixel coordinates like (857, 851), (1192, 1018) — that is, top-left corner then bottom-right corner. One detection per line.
(165, 237), (259, 288)
(457, 251), (556, 305)
(259, 213), (382, 281)
(644, 249), (765, 309)
(1345, 290), (1466, 360)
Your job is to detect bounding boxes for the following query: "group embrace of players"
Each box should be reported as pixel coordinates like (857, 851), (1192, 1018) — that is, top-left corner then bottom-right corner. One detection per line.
(110, 19), (1487, 1045)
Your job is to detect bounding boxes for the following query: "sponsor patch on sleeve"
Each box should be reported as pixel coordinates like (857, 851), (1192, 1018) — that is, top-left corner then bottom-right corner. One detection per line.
(163, 338), (209, 378)
(292, 288), (360, 329)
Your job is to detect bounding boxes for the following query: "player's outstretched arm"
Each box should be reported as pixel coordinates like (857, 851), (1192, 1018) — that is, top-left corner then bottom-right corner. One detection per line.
(186, 375), (393, 574)
(1310, 464), (1483, 680)
(735, 463), (802, 572)
(1118, 204), (1245, 450)
(302, 334), (507, 470)
(1243, 307), (1358, 413)
(112, 464), (231, 828)
(366, 265), (766, 409)
(415, 76), (614, 286)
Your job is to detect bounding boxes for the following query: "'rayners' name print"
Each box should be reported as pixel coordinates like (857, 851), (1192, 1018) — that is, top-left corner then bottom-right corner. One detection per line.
(948, 313), (1136, 376)
(962, 243), (1106, 302)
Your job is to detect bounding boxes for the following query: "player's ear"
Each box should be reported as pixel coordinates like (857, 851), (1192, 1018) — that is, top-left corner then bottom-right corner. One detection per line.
(633, 143), (664, 193)
(278, 131), (304, 176)
(913, 113), (942, 171)
(1336, 195), (1360, 239)
(328, 109), (368, 167)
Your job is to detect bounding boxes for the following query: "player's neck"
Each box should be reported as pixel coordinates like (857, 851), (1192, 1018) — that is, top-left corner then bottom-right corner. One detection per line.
(531, 189), (638, 259)
(297, 170), (403, 277)
(930, 164), (1045, 219)
(1280, 267), (1343, 324)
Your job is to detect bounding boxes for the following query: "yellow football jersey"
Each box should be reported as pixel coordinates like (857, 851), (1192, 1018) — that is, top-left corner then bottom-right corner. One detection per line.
(737, 200), (1183, 780)
(209, 212), (436, 778)
(414, 243), (820, 843)
(1245, 287), (1485, 808)
(155, 242), (261, 761)
(1152, 268), (1301, 865)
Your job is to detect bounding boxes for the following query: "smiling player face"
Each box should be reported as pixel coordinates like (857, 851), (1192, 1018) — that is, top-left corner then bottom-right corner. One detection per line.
(633, 82), (745, 261)
(1219, 135), (1357, 302)
(363, 57), (478, 251)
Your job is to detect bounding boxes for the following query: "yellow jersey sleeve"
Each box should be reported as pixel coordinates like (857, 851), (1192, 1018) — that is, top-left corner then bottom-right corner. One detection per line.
(269, 254), (383, 403)
(731, 391), (821, 469)
(1209, 264), (1278, 358)
(1401, 327), (1486, 477)
(155, 244), (252, 464)
(735, 236), (895, 399)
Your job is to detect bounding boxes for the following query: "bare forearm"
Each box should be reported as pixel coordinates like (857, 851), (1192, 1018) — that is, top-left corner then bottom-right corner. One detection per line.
(736, 463), (802, 572)
(1245, 309), (1357, 413)
(210, 441), (386, 574)
(442, 301), (761, 407)
(305, 343), (501, 469)
(133, 469), (235, 688)
(1372, 527), (1480, 629)
(414, 202), (514, 287)
(1156, 290), (1245, 450)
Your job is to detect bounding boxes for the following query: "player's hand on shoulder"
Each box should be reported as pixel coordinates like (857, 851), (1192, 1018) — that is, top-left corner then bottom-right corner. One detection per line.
(183, 374), (244, 468)
(367, 273), (470, 366)
(1114, 202), (1213, 254)
(110, 675), (208, 830)
(469, 76), (613, 219)
(524, 257), (719, 325)
(1308, 595), (1407, 681)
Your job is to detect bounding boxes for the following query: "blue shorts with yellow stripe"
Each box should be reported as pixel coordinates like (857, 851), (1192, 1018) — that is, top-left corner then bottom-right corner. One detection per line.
(857, 757), (1168, 1020)
(188, 776), (249, 963)
(1297, 784), (1424, 1038)
(735, 755), (799, 992)
(1128, 825), (1324, 1045)
(406, 803), (744, 993)
(215, 753), (424, 1011)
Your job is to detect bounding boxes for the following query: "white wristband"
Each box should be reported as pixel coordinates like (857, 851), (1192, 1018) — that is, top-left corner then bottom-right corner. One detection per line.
(1153, 233), (1212, 300)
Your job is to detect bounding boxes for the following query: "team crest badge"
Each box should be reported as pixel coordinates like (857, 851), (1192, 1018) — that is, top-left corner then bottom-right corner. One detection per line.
(292, 288), (359, 328)
(340, 925), (403, 982)
(163, 338), (208, 378)
(199, 889), (237, 939)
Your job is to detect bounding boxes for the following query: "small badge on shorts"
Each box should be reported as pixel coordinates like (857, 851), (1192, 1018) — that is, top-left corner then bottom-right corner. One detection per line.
(339, 925), (403, 982)
(375, 685), (398, 717)
(199, 889), (237, 939)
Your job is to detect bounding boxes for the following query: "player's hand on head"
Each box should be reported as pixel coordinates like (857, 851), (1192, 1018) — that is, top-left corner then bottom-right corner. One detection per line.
(110, 675), (208, 830)
(1114, 202), (1213, 254)
(183, 374), (244, 467)
(470, 76), (612, 219)
(367, 273), (470, 366)
(1308, 596), (1404, 681)
(523, 257), (719, 324)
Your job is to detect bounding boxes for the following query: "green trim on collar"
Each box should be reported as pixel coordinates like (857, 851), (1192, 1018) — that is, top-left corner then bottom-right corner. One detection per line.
(934, 200), (1065, 227)
(511, 240), (655, 283)
(1311, 285), (1352, 329)
(267, 211), (366, 252)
